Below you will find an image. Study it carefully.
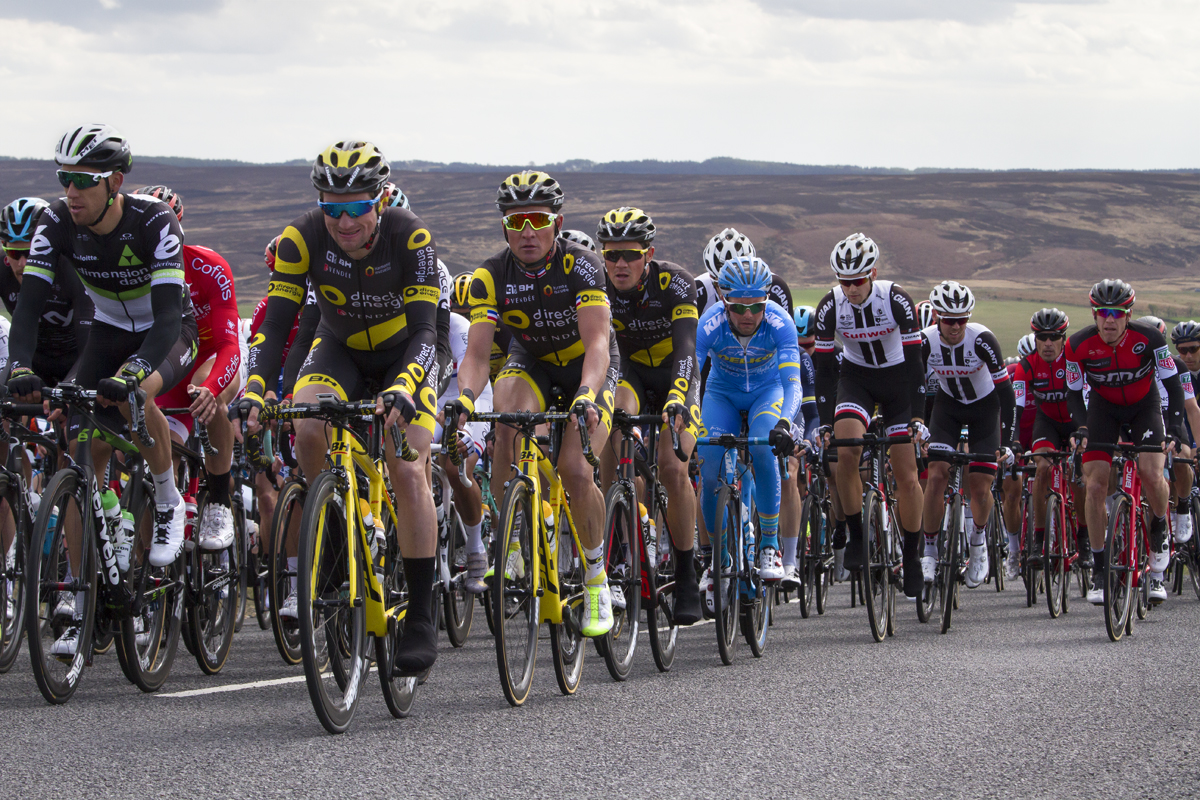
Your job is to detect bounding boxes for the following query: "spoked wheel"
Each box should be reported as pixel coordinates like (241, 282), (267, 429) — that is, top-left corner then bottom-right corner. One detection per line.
(377, 542), (418, 719)
(815, 506), (832, 616)
(1103, 496), (1134, 642)
(0, 474), (30, 673)
(1044, 495), (1065, 619)
(797, 495), (814, 618)
(599, 482), (640, 681)
(916, 525), (942, 624)
(550, 513), (585, 695)
(251, 547), (270, 631)
(269, 479), (305, 666)
(1021, 494), (1039, 607)
(740, 535), (770, 658)
(940, 496), (964, 634)
(491, 478), (538, 707)
(1134, 512), (1149, 623)
(231, 496), (248, 634)
(645, 498), (676, 673)
(25, 470), (94, 704)
(297, 472), (369, 734)
(861, 489), (888, 642)
(712, 486), (740, 666)
(186, 493), (237, 675)
(439, 501), (474, 648)
(988, 501), (1006, 592)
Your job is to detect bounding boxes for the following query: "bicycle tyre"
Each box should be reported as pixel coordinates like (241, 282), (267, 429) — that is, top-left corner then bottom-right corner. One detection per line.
(1044, 495), (1064, 619)
(1187, 500), (1200, 601)
(1103, 495), (1133, 642)
(1134, 510), (1149, 622)
(0, 473), (30, 673)
(231, 493), (248, 634)
(269, 479), (304, 665)
(645, 497), (676, 673)
(491, 477), (538, 706)
(940, 494), (963, 634)
(988, 501), (1006, 592)
(186, 492), (236, 675)
(440, 501), (474, 648)
(599, 481), (640, 681)
(814, 500), (831, 615)
(797, 494), (813, 618)
(377, 528), (418, 719)
(713, 485), (740, 666)
(862, 488), (887, 642)
(550, 511), (585, 694)
(297, 471), (369, 734)
(916, 523), (939, 624)
(1021, 493), (1038, 608)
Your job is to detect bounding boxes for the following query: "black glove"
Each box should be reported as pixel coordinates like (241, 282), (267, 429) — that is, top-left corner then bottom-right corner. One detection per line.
(448, 390), (475, 422)
(98, 357), (152, 403)
(230, 393), (264, 422)
(663, 401), (687, 424)
(769, 419), (794, 456)
(7, 366), (41, 398)
(1071, 426), (1088, 448)
(381, 391), (416, 424)
(572, 398), (600, 428)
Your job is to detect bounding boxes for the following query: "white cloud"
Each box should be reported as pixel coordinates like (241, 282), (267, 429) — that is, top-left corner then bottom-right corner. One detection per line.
(0, 0), (1195, 168)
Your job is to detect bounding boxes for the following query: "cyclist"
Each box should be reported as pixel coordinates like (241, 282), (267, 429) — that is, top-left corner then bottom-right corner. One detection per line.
(695, 256), (802, 604)
(1011, 308), (1088, 576)
(919, 281), (1015, 589)
(136, 185), (243, 553)
(594, 206), (702, 625)
(455, 271), (510, 382)
(1066, 280), (1185, 606)
(780, 306), (819, 588)
(813, 233), (926, 598)
(454, 171), (620, 638)
(1170, 320), (1200, 543)
(240, 140), (443, 674)
(695, 227), (793, 316)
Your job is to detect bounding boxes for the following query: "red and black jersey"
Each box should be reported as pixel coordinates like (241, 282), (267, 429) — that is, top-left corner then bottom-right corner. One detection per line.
(1064, 319), (1176, 406)
(1012, 351), (1071, 423)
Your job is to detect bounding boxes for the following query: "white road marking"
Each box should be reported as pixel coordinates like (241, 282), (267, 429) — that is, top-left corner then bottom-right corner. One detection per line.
(157, 675), (308, 697)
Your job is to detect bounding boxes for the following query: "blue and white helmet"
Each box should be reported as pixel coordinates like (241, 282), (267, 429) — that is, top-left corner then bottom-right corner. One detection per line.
(794, 305), (816, 337)
(718, 256), (772, 300)
(1, 197), (49, 245)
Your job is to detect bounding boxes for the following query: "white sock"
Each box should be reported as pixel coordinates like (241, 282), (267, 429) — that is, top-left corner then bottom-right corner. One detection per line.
(1008, 533), (1020, 555)
(924, 533), (938, 559)
(1151, 570), (1164, 582)
(464, 520), (485, 555)
(583, 544), (605, 585)
(969, 511), (987, 547)
(153, 469), (181, 508)
(781, 535), (798, 568)
(288, 556), (297, 595)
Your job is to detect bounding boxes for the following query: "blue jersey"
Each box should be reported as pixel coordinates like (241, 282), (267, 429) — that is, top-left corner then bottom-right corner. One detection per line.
(695, 301), (804, 423)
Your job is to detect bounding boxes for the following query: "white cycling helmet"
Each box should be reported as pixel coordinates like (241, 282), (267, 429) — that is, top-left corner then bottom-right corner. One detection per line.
(830, 232), (878, 277)
(1017, 333), (1036, 358)
(559, 229), (597, 253)
(702, 227), (755, 282)
(928, 280), (975, 317)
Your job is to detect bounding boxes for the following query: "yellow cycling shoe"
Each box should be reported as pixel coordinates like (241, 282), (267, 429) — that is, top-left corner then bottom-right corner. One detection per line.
(580, 580), (613, 637)
(484, 538), (524, 581)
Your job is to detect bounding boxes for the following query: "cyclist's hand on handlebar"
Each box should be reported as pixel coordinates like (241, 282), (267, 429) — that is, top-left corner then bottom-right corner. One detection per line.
(188, 384), (220, 425)
(232, 393), (265, 434)
(997, 446), (1014, 467)
(571, 394), (600, 435)
(662, 401), (689, 434)
(769, 419), (794, 456)
(378, 389), (416, 431)
(98, 357), (151, 407)
(1164, 434), (1180, 456)
(449, 390), (475, 429)
(1070, 426), (1088, 452)
(910, 420), (929, 444)
(7, 367), (43, 402)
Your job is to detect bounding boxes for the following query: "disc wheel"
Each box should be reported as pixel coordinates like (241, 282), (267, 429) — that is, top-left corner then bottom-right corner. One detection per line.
(645, 497), (676, 673)
(439, 501), (474, 648)
(1045, 495), (1065, 619)
(712, 486), (740, 666)
(550, 512), (585, 695)
(598, 482), (640, 681)
(491, 478), (538, 707)
(0, 473), (30, 673)
(862, 488), (888, 642)
(1103, 496), (1134, 642)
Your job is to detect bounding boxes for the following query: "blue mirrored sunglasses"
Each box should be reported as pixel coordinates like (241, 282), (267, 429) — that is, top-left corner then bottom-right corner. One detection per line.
(318, 191), (383, 219)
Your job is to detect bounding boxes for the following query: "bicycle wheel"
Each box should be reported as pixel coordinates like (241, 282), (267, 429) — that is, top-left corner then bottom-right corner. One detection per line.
(231, 495), (248, 634)
(1021, 493), (1038, 608)
(491, 478), (538, 706)
(988, 501), (1006, 592)
(645, 498), (676, 672)
(712, 485), (740, 666)
(1044, 495), (1065, 618)
(117, 487), (185, 693)
(550, 512), (585, 694)
(916, 527), (937, 624)
(1103, 495), (1134, 642)
(0, 474), (30, 673)
(377, 526), (418, 719)
(25, 469), (93, 703)
(440, 502), (474, 648)
(297, 472), (369, 734)
(599, 481), (640, 681)
(1134, 511), (1149, 622)
(815, 501), (832, 615)
(251, 547), (270, 631)
(269, 479), (304, 665)
(862, 488), (888, 642)
(796, 494), (813, 618)
(940, 495), (963, 634)
(186, 492), (236, 674)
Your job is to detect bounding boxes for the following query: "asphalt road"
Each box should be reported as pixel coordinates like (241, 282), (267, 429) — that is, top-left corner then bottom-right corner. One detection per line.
(4, 578), (1199, 800)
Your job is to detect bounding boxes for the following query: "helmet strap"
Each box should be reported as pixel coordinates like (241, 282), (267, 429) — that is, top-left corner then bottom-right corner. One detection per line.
(85, 176), (119, 230)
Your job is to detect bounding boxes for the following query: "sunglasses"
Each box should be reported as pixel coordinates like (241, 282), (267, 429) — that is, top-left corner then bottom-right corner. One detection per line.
(56, 169), (114, 189)
(502, 211), (558, 232)
(318, 190), (384, 219)
(940, 316), (970, 327)
(838, 275), (871, 288)
(1034, 332), (1064, 342)
(725, 301), (766, 315)
(3, 246), (29, 260)
(602, 248), (649, 264)
(1094, 307), (1129, 319)
(1177, 344), (1200, 355)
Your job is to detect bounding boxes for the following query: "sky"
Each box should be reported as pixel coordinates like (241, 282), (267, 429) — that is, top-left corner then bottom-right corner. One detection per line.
(0, 0), (1196, 170)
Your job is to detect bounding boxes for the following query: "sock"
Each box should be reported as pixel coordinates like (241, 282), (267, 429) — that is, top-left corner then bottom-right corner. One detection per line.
(394, 557), (437, 674)
(1008, 532), (1020, 555)
(674, 546), (696, 580)
(1034, 527), (1045, 547)
(833, 519), (847, 549)
(1092, 547), (1106, 576)
(781, 536), (798, 567)
(925, 533), (939, 559)
(205, 470), (231, 506)
(903, 530), (922, 562)
(1177, 498), (1190, 514)
(845, 512), (863, 545)
(464, 520), (485, 555)
(1150, 514), (1168, 551)
(760, 531), (779, 553)
(969, 511), (987, 547)
(1077, 526), (1089, 548)
(288, 556), (297, 594)
(583, 543), (605, 585)
(153, 469), (181, 508)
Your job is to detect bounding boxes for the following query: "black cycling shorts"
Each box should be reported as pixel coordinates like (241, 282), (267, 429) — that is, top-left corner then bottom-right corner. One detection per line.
(293, 321), (438, 434)
(33, 351), (79, 388)
(1083, 387), (1164, 465)
(1032, 410), (1078, 453)
(499, 333), (619, 433)
(617, 358), (700, 438)
(834, 361), (912, 437)
(927, 389), (1000, 475)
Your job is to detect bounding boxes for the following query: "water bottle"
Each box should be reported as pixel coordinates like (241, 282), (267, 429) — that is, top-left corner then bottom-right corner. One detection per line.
(640, 503), (655, 565)
(102, 489), (126, 572)
(361, 498), (379, 562)
(741, 501), (754, 565)
(118, 509), (135, 572)
(43, 509), (59, 556)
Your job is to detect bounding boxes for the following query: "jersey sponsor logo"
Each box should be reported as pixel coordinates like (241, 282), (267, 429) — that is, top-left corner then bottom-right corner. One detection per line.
(1014, 381), (1025, 402)
(702, 313), (724, 336)
(29, 226), (52, 257)
(671, 304), (698, 321)
(118, 244), (143, 267)
(1088, 364), (1153, 386)
(41, 207), (60, 224)
(1132, 341), (1146, 354)
(120, 232), (134, 241)
(403, 285), (440, 304)
(407, 229), (432, 250)
(1065, 360), (1081, 385)
(155, 225), (182, 260)
(192, 256), (234, 300)
(363, 262), (391, 277)
(1056, 368), (1065, 379)
(1155, 346), (1175, 372)
(841, 326), (895, 341)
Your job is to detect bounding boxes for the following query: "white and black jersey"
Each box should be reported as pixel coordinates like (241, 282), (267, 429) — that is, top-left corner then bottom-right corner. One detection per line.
(921, 323), (1007, 404)
(814, 279), (921, 369)
(694, 272), (794, 317)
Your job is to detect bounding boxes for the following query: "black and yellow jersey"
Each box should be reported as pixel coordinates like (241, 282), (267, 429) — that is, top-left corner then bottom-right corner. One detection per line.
(467, 240), (609, 367)
(609, 259), (698, 407)
(247, 206), (439, 398)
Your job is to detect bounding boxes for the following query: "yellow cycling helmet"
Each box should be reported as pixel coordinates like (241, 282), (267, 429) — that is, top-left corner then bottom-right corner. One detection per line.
(311, 140), (390, 195)
(496, 170), (564, 213)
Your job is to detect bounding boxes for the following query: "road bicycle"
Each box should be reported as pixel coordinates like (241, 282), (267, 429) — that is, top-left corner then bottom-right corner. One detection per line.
(1033, 449), (1082, 619)
(1098, 442), (1162, 642)
(430, 441), (473, 648)
(797, 444), (834, 618)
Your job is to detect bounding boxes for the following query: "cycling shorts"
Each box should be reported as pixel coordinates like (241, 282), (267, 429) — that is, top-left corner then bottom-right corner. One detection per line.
(497, 335), (619, 433)
(1032, 410), (1079, 453)
(1083, 387), (1164, 465)
(927, 389), (1000, 475)
(293, 321), (438, 434)
(617, 358), (700, 438)
(33, 351), (79, 388)
(834, 361), (912, 437)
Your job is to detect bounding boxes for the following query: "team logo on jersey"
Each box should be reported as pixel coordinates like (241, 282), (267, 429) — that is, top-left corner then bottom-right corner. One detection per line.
(155, 225), (182, 260)
(1056, 369), (1065, 379)
(29, 226), (52, 257)
(659, 272), (670, 291)
(543, 284), (553, 297)
(1132, 342), (1146, 354)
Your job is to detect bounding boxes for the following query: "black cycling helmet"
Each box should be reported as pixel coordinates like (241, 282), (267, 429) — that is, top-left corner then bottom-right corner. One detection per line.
(596, 207), (656, 244)
(133, 185), (184, 222)
(311, 141), (390, 195)
(496, 171), (564, 213)
(1171, 320), (1200, 346)
(1030, 307), (1069, 333)
(1, 197), (49, 245)
(55, 123), (132, 173)
(1089, 279), (1135, 309)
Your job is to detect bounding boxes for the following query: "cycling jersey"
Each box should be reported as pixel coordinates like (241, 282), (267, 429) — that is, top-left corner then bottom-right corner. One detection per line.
(435, 312), (493, 456)
(694, 272), (794, 317)
(467, 239), (610, 367)
(922, 323), (1008, 404)
(1012, 351), (1071, 424)
(0, 257), (91, 383)
(0, 316), (9, 375)
(1156, 357), (1195, 411)
(608, 260), (698, 410)
(248, 206), (440, 407)
(9, 194), (189, 378)
(182, 245), (241, 396)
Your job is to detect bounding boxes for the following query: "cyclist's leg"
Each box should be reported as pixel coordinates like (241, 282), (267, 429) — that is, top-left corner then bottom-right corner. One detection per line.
(1173, 442), (1194, 543)
(747, 388), (785, 578)
(445, 417), (488, 592)
(1081, 394), (1122, 597)
(963, 395), (1001, 586)
(490, 345), (545, 499)
(922, 395), (957, 570)
(1129, 395), (1169, 585)
(599, 362), (641, 495)
(831, 377), (869, 568)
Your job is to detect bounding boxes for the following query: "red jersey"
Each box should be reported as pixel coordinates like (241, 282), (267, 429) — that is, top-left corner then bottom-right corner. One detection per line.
(1012, 352), (1071, 423)
(1065, 319), (1177, 406)
(184, 245), (241, 395)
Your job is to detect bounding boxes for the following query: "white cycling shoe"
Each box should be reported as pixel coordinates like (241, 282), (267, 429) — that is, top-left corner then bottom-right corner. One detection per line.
(51, 620), (82, 658)
(1148, 578), (1167, 605)
(758, 547), (784, 581)
(780, 563), (801, 591)
(921, 555), (936, 583)
(700, 567), (714, 616)
(1174, 512), (1193, 544)
(279, 590), (299, 620)
(1005, 552), (1021, 581)
(149, 496), (186, 567)
(198, 503), (235, 551)
(1087, 573), (1105, 605)
(965, 544), (988, 589)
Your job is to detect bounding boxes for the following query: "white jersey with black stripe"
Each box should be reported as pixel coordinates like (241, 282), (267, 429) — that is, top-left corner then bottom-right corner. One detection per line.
(922, 322), (1007, 404)
(818, 279), (918, 369)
